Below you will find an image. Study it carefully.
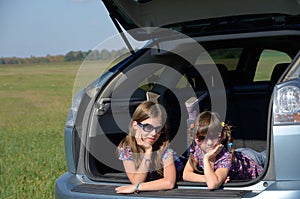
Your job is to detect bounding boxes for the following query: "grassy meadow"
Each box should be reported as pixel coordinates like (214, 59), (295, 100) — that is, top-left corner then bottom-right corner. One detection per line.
(0, 61), (82, 198)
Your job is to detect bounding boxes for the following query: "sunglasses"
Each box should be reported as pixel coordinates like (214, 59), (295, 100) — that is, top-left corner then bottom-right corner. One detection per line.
(196, 134), (221, 144)
(137, 122), (164, 133)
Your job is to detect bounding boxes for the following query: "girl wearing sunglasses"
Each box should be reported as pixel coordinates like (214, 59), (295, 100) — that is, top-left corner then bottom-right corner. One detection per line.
(115, 100), (182, 194)
(183, 111), (265, 190)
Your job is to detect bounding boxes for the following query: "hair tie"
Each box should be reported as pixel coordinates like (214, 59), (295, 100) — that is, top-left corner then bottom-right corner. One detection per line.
(221, 122), (225, 127)
(228, 142), (233, 149)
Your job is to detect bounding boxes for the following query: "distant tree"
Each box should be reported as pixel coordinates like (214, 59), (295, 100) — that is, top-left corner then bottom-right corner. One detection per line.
(99, 49), (110, 60)
(0, 48), (133, 64)
(76, 51), (84, 61)
(87, 50), (100, 60)
(65, 51), (73, 61)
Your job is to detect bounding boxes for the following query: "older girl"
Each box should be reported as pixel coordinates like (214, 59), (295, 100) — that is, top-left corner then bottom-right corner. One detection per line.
(183, 111), (265, 190)
(115, 101), (181, 194)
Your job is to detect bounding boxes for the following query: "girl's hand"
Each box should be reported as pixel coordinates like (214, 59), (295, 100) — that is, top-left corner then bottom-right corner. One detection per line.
(135, 131), (152, 152)
(204, 144), (223, 161)
(224, 176), (230, 183)
(115, 184), (136, 194)
(195, 138), (201, 146)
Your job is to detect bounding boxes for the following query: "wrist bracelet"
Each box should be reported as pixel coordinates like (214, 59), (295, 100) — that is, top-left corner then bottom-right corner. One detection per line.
(134, 182), (141, 194)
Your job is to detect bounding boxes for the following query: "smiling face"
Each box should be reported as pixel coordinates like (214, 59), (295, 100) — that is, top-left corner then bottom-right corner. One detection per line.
(197, 133), (221, 153)
(194, 111), (224, 153)
(130, 101), (167, 146)
(133, 116), (164, 145)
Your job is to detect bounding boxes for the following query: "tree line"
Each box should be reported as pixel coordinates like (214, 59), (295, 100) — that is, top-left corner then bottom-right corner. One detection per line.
(0, 48), (128, 65)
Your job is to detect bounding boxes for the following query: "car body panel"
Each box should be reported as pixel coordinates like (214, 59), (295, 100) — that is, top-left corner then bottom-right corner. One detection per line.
(102, 0), (300, 30)
(273, 125), (300, 181)
(56, 173), (300, 198)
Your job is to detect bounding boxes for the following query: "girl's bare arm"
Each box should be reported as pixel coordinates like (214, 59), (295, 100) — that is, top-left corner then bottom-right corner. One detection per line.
(203, 144), (229, 190)
(137, 155), (176, 191)
(203, 157), (229, 190)
(115, 155), (176, 193)
(122, 151), (152, 184)
(182, 159), (206, 182)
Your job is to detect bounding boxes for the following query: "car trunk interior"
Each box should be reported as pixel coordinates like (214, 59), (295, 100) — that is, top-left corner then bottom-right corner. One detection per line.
(83, 34), (299, 188)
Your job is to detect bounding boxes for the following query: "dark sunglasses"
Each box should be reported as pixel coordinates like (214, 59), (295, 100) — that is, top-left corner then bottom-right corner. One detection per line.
(137, 122), (164, 133)
(196, 134), (221, 143)
(196, 135), (206, 142)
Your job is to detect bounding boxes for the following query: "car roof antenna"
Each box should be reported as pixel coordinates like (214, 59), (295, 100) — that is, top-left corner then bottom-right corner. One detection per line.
(109, 14), (136, 55)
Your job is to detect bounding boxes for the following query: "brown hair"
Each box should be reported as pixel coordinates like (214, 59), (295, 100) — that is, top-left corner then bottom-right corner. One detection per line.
(118, 101), (169, 176)
(188, 111), (234, 171)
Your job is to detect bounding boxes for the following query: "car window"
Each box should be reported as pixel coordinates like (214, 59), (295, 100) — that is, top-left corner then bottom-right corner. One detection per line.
(254, 50), (291, 81)
(198, 48), (242, 71)
(139, 67), (166, 91)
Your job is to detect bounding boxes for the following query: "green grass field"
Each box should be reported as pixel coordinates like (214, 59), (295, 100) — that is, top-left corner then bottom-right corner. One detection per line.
(0, 62), (81, 198)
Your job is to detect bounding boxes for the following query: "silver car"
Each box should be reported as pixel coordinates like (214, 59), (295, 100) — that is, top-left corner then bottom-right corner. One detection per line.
(55, 0), (300, 198)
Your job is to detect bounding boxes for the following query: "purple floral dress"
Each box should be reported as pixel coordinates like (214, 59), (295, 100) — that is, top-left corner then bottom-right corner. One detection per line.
(118, 146), (183, 180)
(190, 144), (263, 180)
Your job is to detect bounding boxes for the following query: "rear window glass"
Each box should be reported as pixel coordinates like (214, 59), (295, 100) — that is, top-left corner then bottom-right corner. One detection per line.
(198, 48), (242, 71)
(254, 50), (291, 81)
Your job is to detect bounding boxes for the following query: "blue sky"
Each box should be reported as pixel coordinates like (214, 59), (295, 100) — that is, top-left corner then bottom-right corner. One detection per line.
(0, 0), (118, 58)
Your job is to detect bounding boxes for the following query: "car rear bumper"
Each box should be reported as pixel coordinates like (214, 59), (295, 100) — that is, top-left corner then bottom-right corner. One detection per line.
(55, 172), (126, 199)
(54, 172), (249, 199)
(55, 172), (300, 199)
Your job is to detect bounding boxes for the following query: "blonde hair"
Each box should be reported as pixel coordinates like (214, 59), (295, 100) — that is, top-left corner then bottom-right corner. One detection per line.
(188, 111), (234, 171)
(118, 101), (169, 176)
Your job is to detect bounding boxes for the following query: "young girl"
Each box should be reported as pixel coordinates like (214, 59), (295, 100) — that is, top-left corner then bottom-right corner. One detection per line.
(115, 100), (181, 194)
(183, 111), (265, 190)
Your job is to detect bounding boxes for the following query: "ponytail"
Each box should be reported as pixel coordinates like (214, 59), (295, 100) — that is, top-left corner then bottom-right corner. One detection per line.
(221, 122), (235, 161)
